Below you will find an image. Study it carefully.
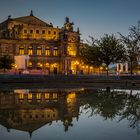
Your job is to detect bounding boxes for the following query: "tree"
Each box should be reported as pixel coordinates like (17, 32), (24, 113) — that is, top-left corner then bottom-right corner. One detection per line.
(119, 21), (140, 75)
(79, 43), (102, 69)
(79, 35), (125, 75)
(79, 36), (102, 74)
(0, 55), (14, 72)
(97, 34), (126, 75)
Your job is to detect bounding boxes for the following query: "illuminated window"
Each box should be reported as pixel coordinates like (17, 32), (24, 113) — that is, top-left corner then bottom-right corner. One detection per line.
(19, 93), (24, 99)
(28, 93), (32, 99)
(45, 63), (50, 68)
(36, 93), (41, 100)
(36, 62), (43, 69)
(45, 47), (50, 56)
(36, 30), (39, 34)
(67, 93), (76, 104)
(45, 93), (49, 99)
(53, 93), (57, 99)
(28, 93), (32, 102)
(37, 47), (42, 55)
(67, 45), (76, 56)
(42, 30), (45, 34)
(28, 46), (33, 55)
(28, 62), (32, 68)
(53, 93), (57, 102)
(19, 47), (24, 55)
(53, 48), (58, 56)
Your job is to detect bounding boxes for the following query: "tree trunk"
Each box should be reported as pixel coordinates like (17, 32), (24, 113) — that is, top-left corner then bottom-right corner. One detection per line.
(93, 67), (95, 74)
(106, 65), (109, 76)
(88, 66), (90, 75)
(130, 60), (133, 75)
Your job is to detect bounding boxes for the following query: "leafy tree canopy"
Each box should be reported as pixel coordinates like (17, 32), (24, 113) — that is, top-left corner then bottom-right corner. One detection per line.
(98, 34), (126, 66)
(119, 21), (140, 74)
(79, 43), (102, 67)
(79, 34), (126, 75)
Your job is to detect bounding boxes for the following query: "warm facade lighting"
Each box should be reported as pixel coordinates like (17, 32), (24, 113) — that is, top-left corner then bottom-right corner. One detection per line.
(74, 61), (79, 65)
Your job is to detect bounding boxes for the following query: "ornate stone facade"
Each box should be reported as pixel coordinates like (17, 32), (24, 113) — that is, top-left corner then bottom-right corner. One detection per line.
(0, 11), (80, 74)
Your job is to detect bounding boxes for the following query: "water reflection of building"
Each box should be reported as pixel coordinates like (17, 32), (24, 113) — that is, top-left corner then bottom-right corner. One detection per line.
(0, 89), (80, 137)
(1, 89), (139, 136)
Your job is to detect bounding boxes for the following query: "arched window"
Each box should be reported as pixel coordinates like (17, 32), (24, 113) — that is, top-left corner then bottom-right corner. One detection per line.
(37, 46), (42, 55)
(36, 93), (41, 100)
(53, 93), (57, 99)
(45, 46), (50, 56)
(28, 46), (33, 55)
(36, 62), (43, 69)
(28, 93), (32, 103)
(19, 93), (24, 100)
(19, 47), (24, 55)
(53, 47), (58, 56)
(45, 93), (50, 99)
(28, 62), (32, 69)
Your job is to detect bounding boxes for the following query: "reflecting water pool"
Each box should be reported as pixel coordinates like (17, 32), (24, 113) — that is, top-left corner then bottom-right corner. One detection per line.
(0, 88), (140, 140)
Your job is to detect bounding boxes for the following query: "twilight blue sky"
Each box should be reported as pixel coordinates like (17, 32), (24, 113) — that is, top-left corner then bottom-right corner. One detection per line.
(0, 0), (140, 41)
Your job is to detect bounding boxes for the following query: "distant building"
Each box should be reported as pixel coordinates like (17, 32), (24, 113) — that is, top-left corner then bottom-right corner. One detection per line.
(116, 63), (128, 73)
(0, 11), (81, 74)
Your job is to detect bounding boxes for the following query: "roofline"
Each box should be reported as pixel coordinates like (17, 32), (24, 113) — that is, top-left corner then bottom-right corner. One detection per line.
(12, 15), (52, 27)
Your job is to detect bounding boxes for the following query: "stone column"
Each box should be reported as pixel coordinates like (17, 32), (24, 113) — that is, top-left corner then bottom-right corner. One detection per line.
(120, 64), (123, 72)
(125, 63), (128, 72)
(116, 64), (119, 71)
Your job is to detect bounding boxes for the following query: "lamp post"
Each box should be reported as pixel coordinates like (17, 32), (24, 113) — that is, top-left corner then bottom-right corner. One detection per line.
(100, 66), (103, 74)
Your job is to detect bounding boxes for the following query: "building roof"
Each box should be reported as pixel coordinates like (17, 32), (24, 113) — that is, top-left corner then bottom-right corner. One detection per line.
(13, 15), (52, 27)
(0, 11), (53, 28)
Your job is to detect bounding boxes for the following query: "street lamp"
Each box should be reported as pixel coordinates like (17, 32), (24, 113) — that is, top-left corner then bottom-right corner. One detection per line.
(100, 66), (103, 74)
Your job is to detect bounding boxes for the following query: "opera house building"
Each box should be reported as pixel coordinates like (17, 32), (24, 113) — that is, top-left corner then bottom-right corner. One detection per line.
(0, 11), (86, 74)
